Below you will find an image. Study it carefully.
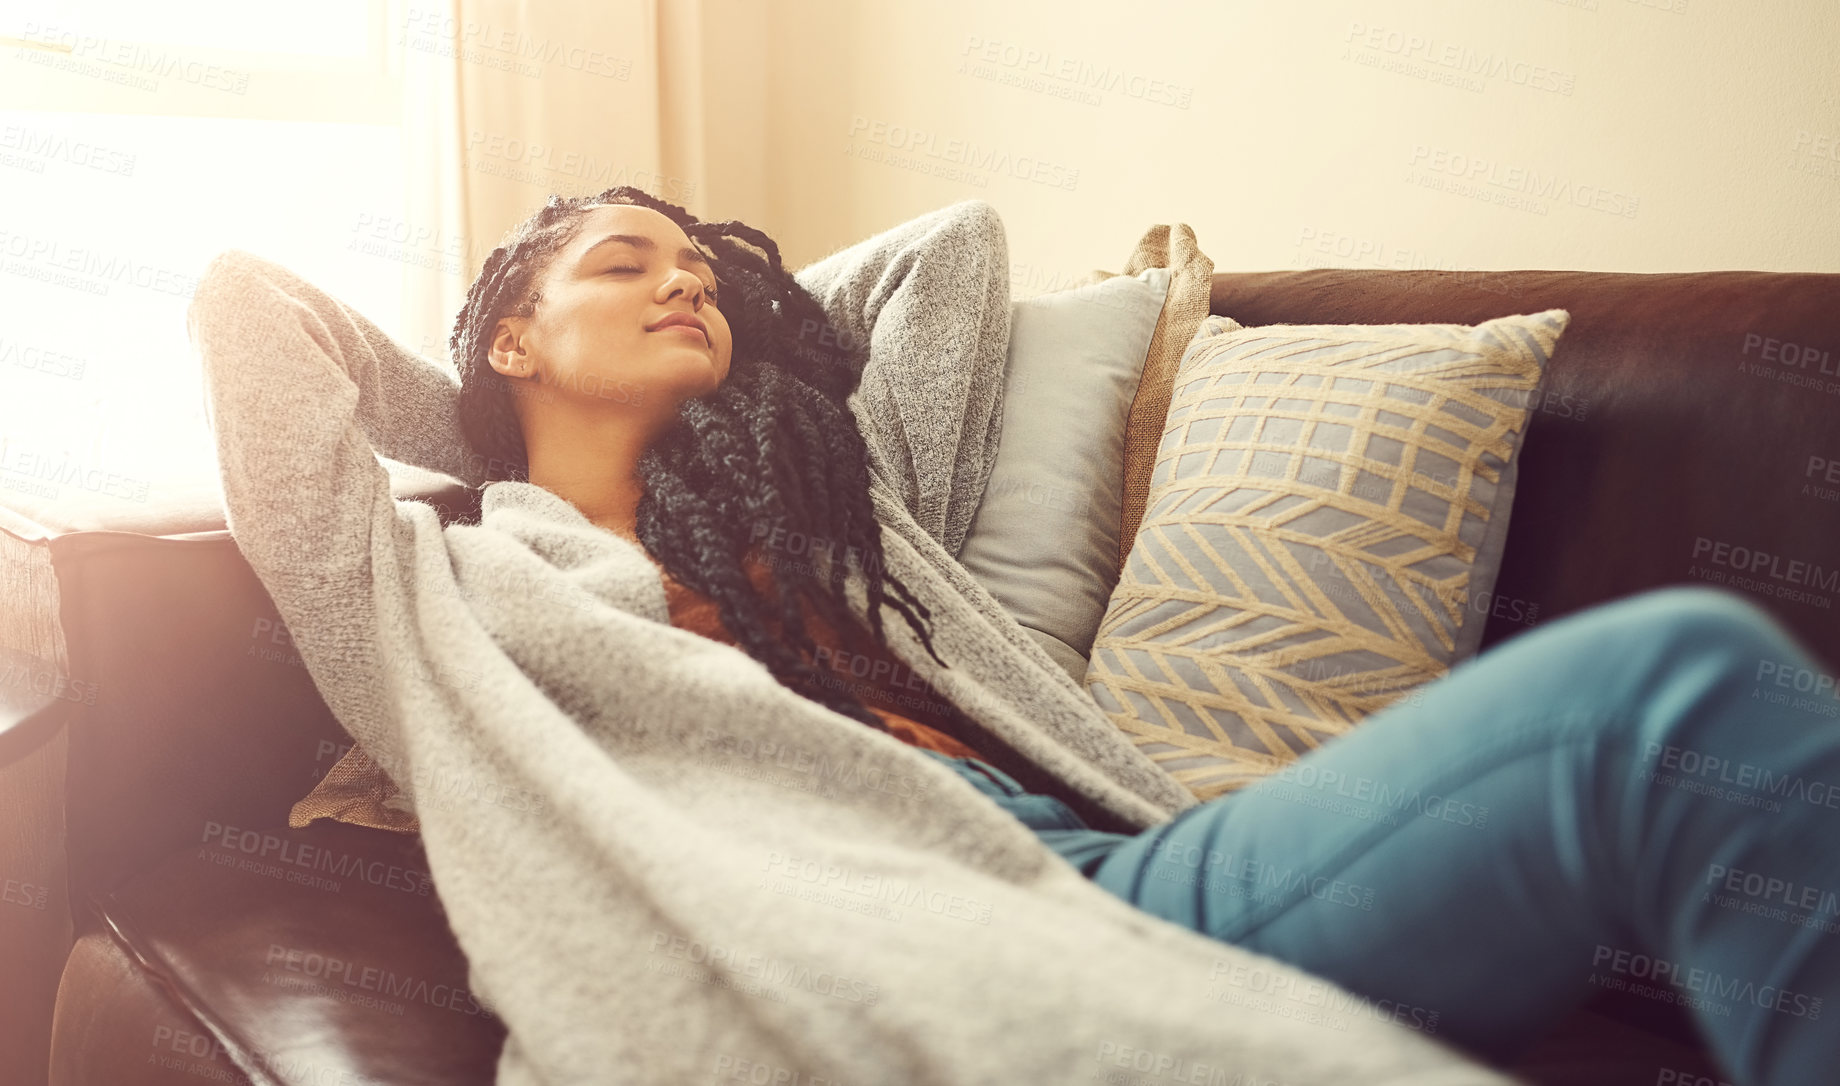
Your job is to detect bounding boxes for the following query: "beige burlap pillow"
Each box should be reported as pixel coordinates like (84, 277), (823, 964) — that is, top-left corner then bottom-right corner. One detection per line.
(1112, 225), (1215, 569)
(1085, 310), (1570, 801)
(290, 743), (420, 833)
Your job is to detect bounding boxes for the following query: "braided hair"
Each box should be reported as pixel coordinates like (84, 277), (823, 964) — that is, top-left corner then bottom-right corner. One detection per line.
(449, 186), (952, 735)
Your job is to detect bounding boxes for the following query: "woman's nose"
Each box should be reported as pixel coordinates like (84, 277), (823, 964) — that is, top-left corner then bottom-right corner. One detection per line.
(659, 269), (708, 306)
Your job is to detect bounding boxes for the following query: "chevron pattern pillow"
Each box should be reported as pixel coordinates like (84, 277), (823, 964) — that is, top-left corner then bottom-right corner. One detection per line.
(1084, 310), (1570, 801)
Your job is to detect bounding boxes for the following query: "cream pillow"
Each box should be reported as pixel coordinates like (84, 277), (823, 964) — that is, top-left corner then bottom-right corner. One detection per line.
(1085, 310), (1570, 801)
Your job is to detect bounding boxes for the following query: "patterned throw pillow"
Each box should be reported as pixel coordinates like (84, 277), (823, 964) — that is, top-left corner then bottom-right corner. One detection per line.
(1084, 310), (1570, 801)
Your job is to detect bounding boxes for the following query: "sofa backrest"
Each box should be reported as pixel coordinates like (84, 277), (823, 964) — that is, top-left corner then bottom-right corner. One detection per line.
(5, 268), (1837, 907)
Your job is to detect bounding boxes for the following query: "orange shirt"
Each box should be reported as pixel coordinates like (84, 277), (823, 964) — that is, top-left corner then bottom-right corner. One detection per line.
(659, 547), (986, 762)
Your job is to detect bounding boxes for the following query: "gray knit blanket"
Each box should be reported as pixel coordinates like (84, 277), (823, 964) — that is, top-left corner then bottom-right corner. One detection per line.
(188, 199), (1513, 1085)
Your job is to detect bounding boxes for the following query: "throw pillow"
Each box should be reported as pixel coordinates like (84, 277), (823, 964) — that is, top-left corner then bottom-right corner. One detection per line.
(1116, 224), (1216, 569)
(955, 222), (1213, 684)
(1084, 309), (1570, 802)
(290, 744), (419, 833)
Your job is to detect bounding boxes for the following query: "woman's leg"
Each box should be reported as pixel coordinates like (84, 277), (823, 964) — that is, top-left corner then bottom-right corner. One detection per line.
(1037, 586), (1840, 1086)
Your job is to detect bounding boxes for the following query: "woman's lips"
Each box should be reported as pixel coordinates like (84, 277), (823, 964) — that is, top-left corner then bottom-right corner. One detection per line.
(654, 324), (709, 346)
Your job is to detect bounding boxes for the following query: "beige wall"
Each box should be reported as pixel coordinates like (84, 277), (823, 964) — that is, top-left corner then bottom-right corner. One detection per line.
(714, 0), (1840, 291)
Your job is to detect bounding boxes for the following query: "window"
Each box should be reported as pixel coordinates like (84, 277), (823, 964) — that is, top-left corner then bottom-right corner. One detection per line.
(1, 0), (412, 500)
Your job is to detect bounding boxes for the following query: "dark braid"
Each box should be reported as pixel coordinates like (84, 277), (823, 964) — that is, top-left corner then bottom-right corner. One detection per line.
(450, 187), (954, 735)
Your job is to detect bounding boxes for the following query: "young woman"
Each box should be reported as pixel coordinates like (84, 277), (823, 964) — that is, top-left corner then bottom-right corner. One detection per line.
(193, 185), (1838, 1086)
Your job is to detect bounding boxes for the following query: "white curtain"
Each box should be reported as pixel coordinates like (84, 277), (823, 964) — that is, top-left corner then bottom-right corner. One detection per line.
(388, 0), (747, 364)
(388, 0), (473, 363)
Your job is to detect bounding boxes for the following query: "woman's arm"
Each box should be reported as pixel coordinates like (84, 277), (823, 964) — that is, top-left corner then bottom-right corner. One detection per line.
(792, 199), (1012, 560)
(191, 250), (486, 494)
(186, 249), (475, 778)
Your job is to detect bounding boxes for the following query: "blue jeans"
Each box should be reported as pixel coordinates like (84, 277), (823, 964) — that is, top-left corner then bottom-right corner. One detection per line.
(920, 587), (1840, 1086)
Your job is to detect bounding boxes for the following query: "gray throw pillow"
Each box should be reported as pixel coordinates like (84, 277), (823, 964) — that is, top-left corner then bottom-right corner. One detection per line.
(955, 267), (1172, 682)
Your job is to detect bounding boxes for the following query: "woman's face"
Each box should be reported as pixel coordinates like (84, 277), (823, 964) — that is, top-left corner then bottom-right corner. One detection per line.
(488, 203), (733, 416)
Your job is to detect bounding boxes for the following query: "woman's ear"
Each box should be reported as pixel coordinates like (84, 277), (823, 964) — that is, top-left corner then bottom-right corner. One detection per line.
(488, 315), (532, 378)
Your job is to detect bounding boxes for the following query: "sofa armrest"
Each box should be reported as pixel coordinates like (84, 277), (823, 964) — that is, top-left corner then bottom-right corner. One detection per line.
(0, 465), (476, 1086)
(0, 648), (74, 1086)
(52, 530), (356, 907)
(0, 467), (480, 909)
(0, 647), (71, 766)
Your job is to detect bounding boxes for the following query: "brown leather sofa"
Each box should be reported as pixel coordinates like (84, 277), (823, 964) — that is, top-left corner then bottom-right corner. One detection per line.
(6, 266), (1838, 1086)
